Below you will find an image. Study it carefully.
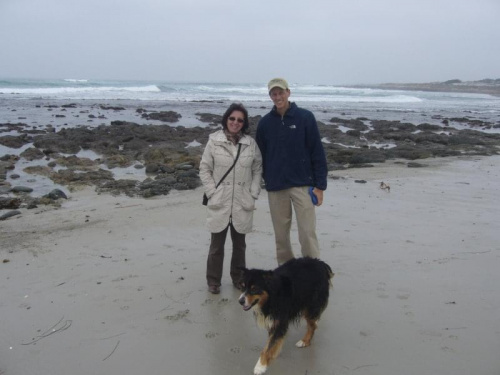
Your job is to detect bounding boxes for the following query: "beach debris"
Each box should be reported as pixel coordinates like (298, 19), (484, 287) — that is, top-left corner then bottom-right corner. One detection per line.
(380, 182), (391, 192)
(102, 340), (120, 361)
(354, 179), (367, 184)
(22, 317), (72, 345)
(2, 259), (10, 263)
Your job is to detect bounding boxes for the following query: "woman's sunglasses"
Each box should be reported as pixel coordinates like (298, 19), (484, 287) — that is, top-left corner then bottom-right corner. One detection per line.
(228, 116), (244, 124)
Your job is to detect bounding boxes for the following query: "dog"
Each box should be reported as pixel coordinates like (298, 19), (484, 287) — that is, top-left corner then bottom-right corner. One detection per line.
(238, 257), (334, 375)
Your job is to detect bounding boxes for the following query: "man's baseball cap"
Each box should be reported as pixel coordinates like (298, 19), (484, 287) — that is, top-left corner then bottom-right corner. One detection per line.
(268, 78), (289, 92)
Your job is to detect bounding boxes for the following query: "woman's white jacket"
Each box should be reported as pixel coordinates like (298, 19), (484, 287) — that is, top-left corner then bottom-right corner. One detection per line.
(199, 130), (262, 234)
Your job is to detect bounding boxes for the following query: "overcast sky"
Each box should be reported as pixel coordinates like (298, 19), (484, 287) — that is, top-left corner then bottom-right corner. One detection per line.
(1, 0), (499, 84)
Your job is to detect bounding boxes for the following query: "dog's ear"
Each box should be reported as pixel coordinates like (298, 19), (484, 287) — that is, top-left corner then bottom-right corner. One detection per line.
(237, 267), (249, 278)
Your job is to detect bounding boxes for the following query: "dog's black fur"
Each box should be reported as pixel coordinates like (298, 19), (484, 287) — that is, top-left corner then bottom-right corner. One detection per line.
(238, 257), (334, 375)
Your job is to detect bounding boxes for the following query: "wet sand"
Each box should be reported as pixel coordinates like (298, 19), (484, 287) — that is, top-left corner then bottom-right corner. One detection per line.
(1, 155), (499, 375)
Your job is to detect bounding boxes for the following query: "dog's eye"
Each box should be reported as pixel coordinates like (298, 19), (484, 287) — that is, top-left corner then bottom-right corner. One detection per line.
(249, 286), (259, 295)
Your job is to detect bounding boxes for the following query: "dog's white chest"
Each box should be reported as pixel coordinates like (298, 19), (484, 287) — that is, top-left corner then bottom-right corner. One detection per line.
(253, 308), (274, 330)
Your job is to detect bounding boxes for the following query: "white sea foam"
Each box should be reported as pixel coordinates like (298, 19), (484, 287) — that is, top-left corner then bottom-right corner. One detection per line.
(0, 85), (160, 94)
(1, 79), (499, 120)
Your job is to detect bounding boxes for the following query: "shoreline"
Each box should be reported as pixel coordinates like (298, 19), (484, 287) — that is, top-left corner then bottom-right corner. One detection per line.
(348, 82), (500, 97)
(1, 155), (499, 374)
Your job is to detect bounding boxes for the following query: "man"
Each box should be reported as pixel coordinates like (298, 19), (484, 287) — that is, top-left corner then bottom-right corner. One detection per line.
(256, 78), (328, 265)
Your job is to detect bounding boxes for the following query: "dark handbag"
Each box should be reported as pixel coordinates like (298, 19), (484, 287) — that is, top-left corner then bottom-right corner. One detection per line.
(202, 144), (242, 206)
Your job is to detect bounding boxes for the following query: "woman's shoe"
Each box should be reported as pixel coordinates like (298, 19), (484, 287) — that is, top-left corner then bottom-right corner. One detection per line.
(208, 285), (220, 294)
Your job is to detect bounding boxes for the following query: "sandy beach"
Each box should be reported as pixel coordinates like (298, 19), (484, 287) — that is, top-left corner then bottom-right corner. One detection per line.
(1, 155), (499, 375)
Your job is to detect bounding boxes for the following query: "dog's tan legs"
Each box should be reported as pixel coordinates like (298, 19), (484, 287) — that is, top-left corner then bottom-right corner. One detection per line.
(254, 336), (285, 375)
(296, 318), (318, 348)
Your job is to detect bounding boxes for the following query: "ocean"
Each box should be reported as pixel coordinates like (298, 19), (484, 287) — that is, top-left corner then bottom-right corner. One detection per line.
(1, 78), (499, 129)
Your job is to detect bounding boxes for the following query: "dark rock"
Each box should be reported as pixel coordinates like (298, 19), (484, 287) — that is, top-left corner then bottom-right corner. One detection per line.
(44, 189), (68, 200)
(96, 179), (139, 197)
(176, 162), (194, 170)
(100, 105), (126, 111)
(104, 154), (134, 168)
(329, 117), (369, 132)
(196, 113), (222, 124)
(23, 165), (53, 178)
(177, 169), (199, 179)
(407, 162), (428, 168)
(139, 178), (173, 197)
(11, 186), (33, 193)
(27, 201), (38, 209)
(0, 197), (21, 209)
(0, 134), (31, 148)
(346, 130), (361, 137)
(159, 165), (176, 174)
(20, 147), (45, 161)
(0, 210), (22, 220)
(417, 123), (443, 131)
(141, 111), (181, 123)
(52, 169), (114, 186)
(33, 133), (82, 154)
(145, 164), (160, 174)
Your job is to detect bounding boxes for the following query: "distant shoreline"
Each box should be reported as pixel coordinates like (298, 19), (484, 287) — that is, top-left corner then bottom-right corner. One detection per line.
(348, 79), (500, 97)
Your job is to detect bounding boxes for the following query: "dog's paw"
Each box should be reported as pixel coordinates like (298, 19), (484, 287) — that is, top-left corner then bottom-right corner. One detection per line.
(295, 339), (309, 348)
(254, 359), (267, 375)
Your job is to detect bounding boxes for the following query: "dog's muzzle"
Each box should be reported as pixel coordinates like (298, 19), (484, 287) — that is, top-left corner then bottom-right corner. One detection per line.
(239, 293), (258, 311)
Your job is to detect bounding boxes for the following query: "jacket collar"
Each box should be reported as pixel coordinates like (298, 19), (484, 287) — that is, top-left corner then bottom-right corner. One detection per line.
(271, 101), (297, 118)
(210, 129), (251, 145)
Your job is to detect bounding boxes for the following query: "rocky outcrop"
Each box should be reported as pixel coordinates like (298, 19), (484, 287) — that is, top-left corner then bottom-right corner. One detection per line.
(1, 113), (499, 201)
(141, 110), (181, 122)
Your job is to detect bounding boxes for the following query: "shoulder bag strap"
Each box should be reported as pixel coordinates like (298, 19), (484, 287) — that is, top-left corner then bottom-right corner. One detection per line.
(215, 143), (242, 188)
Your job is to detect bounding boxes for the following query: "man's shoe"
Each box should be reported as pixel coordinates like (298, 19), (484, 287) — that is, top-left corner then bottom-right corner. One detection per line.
(208, 285), (220, 294)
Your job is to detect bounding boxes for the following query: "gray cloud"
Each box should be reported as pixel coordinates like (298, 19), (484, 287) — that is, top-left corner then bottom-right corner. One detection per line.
(1, 0), (499, 84)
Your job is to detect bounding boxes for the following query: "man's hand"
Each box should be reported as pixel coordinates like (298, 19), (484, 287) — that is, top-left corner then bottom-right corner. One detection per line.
(313, 188), (324, 206)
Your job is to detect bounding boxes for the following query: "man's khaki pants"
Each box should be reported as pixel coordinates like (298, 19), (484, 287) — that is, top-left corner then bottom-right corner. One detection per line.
(267, 186), (320, 265)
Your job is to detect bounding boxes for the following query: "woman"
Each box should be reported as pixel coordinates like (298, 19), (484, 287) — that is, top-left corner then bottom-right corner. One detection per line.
(199, 103), (262, 294)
